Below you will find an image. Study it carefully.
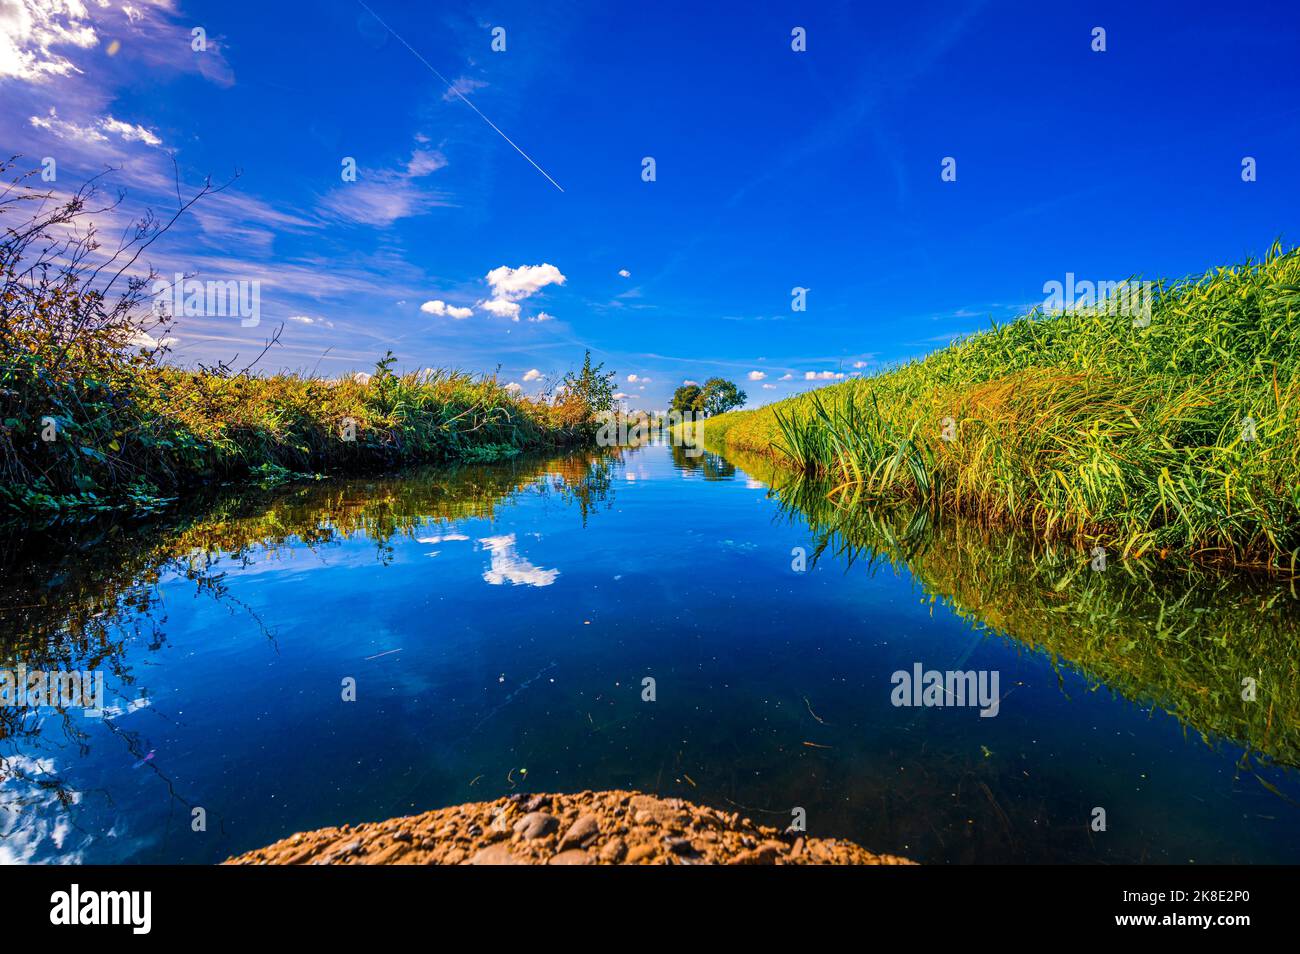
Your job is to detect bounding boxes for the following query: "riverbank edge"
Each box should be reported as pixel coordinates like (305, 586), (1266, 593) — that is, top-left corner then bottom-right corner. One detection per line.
(0, 427), (599, 529)
(223, 790), (916, 866)
(677, 405), (1298, 577)
(669, 247), (1300, 575)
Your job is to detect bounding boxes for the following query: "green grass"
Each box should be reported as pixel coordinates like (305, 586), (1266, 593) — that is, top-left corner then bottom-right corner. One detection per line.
(0, 160), (609, 521)
(0, 346), (598, 520)
(698, 244), (1300, 572)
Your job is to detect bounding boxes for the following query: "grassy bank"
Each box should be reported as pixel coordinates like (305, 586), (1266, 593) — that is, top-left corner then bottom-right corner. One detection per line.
(0, 349), (599, 519)
(0, 162), (610, 520)
(700, 245), (1300, 572)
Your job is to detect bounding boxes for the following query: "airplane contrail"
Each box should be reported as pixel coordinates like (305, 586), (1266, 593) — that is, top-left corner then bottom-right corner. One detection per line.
(355, 0), (565, 193)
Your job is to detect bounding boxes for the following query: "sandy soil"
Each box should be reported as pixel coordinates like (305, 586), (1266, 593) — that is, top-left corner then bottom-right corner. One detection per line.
(224, 789), (916, 866)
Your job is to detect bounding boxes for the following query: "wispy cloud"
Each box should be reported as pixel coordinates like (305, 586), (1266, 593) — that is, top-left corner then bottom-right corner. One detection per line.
(441, 75), (487, 101)
(319, 161), (455, 227)
(286, 315), (335, 328)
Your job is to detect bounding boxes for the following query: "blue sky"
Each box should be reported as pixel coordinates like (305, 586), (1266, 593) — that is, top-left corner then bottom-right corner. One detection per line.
(3, 0), (1298, 407)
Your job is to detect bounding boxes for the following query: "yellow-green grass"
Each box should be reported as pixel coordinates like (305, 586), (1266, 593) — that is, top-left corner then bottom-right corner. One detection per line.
(697, 245), (1300, 572)
(0, 347), (596, 519)
(0, 158), (607, 519)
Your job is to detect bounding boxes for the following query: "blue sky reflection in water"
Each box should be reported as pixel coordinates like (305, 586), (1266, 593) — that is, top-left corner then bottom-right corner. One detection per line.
(1, 444), (1298, 864)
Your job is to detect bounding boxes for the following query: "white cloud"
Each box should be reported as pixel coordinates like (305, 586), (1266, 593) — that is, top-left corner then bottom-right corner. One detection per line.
(479, 263), (566, 320)
(479, 534), (559, 587)
(420, 299), (473, 319)
(129, 329), (178, 350)
(627, 373), (650, 383)
(852, 360), (869, 369)
(28, 107), (103, 142)
(529, 311), (555, 322)
(99, 115), (161, 146)
(2, 1), (234, 94)
(682, 379), (699, 386)
(503, 382), (522, 392)
(613, 392), (630, 400)
(762, 383), (776, 390)
(485, 263), (566, 302)
(0, 0), (98, 82)
(778, 373), (793, 381)
(618, 268), (630, 278)
(286, 315), (334, 328)
(805, 371), (845, 381)
(747, 370), (766, 381)
(478, 297), (521, 320)
(28, 108), (161, 147)
(522, 368), (543, 382)
(0, 754), (88, 864)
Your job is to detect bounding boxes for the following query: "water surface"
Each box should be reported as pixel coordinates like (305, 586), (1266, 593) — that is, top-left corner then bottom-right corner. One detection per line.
(2, 444), (1298, 864)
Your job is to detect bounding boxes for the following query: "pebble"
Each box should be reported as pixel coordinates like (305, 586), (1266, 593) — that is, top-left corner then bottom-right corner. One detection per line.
(599, 838), (627, 863)
(523, 794), (552, 812)
(559, 814), (600, 851)
(625, 842), (658, 864)
(513, 811), (559, 840)
(470, 844), (526, 865)
(664, 836), (696, 856)
(369, 842), (409, 865)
